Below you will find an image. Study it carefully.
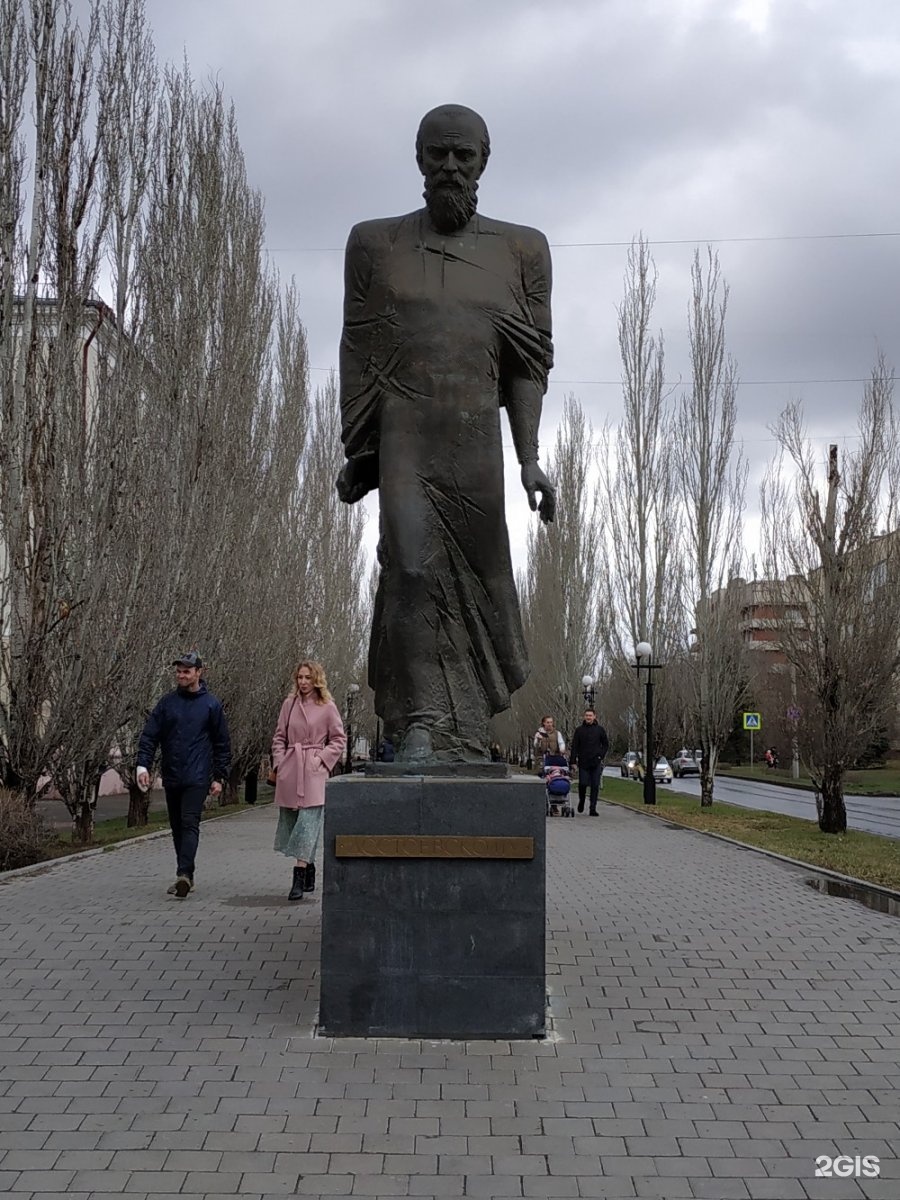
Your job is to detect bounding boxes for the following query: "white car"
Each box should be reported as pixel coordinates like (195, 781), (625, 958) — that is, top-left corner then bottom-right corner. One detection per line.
(652, 756), (673, 784)
(672, 750), (701, 778)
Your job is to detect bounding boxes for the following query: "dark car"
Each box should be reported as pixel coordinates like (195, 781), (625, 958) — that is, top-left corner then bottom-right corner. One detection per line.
(620, 751), (641, 778)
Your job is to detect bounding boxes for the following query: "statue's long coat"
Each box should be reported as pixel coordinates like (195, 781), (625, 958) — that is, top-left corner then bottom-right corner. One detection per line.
(339, 209), (553, 758)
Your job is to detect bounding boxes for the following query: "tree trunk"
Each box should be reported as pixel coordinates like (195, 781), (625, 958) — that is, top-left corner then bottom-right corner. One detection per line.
(127, 782), (150, 828)
(71, 774), (102, 844)
(225, 763), (242, 806)
(1, 758), (24, 793)
(818, 766), (847, 834)
(72, 801), (94, 845)
(699, 765), (714, 808)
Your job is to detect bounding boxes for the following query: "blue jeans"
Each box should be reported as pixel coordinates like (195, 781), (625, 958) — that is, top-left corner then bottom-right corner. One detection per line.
(578, 765), (602, 812)
(164, 785), (207, 878)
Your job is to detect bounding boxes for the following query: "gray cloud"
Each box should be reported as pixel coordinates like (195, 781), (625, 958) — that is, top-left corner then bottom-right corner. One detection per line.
(145, 0), (900, 554)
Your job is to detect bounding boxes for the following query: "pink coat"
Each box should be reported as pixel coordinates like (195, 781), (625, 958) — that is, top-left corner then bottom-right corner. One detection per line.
(271, 694), (347, 809)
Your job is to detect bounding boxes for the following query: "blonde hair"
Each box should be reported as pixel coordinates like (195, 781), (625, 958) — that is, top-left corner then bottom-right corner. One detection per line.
(293, 660), (332, 705)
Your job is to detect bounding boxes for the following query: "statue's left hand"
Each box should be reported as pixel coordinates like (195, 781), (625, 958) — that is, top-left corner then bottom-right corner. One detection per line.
(336, 454), (378, 504)
(521, 462), (555, 523)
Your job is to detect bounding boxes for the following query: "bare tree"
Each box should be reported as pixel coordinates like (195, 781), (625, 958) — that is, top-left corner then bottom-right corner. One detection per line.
(0, 0), (125, 828)
(761, 358), (900, 832)
(0, 0), (29, 790)
(510, 395), (605, 747)
(0, 3), (349, 842)
(111, 70), (318, 818)
(301, 375), (370, 705)
(676, 248), (748, 805)
(596, 237), (684, 755)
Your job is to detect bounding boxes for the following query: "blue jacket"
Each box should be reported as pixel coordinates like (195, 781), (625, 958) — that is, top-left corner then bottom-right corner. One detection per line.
(137, 681), (231, 789)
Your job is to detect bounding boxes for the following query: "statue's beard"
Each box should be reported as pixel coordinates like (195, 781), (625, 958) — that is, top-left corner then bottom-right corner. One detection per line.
(423, 178), (478, 233)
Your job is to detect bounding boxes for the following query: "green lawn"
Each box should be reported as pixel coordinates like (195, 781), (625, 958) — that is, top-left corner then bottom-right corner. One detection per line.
(602, 776), (900, 890)
(717, 761), (900, 796)
(47, 795), (272, 858)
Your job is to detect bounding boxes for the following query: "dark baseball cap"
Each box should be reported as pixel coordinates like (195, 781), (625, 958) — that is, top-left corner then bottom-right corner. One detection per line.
(172, 651), (203, 668)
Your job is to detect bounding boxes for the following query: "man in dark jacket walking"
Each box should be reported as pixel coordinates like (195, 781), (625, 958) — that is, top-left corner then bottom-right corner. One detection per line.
(569, 708), (609, 816)
(136, 652), (231, 897)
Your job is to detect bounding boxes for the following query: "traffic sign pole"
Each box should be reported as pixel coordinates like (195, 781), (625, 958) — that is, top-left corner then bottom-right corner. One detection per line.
(741, 713), (762, 770)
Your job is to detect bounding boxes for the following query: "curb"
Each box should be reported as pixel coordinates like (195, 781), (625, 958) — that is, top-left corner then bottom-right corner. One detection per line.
(601, 796), (900, 907)
(0, 802), (271, 885)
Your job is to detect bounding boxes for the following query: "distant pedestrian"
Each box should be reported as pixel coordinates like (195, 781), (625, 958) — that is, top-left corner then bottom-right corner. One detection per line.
(569, 708), (609, 816)
(378, 737), (395, 763)
(271, 661), (346, 901)
(136, 652), (231, 899)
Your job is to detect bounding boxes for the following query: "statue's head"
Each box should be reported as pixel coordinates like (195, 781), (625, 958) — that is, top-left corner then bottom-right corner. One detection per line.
(416, 105), (490, 234)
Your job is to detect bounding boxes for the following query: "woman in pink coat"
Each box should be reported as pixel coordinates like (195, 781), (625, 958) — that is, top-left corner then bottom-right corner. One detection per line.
(271, 661), (347, 900)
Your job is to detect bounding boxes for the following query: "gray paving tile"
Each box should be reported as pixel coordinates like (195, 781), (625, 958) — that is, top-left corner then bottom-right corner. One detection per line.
(0, 802), (896, 1199)
(293, 1175), (354, 1195)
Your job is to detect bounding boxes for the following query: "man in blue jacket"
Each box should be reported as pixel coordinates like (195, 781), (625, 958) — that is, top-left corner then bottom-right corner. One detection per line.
(136, 652), (231, 898)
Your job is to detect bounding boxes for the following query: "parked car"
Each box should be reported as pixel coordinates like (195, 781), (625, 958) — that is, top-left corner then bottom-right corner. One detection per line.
(620, 751), (641, 778)
(672, 750), (701, 778)
(653, 756), (673, 784)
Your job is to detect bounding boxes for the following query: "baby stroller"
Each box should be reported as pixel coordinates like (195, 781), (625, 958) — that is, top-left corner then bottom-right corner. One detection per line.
(543, 752), (574, 817)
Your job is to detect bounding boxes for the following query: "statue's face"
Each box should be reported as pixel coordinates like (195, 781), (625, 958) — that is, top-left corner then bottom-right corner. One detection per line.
(418, 119), (484, 188)
(418, 114), (485, 233)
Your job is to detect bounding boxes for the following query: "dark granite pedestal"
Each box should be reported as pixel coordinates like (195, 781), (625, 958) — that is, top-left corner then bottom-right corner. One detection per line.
(318, 774), (546, 1039)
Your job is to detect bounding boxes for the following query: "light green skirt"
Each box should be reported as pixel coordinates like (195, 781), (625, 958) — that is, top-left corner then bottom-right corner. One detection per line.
(274, 806), (324, 861)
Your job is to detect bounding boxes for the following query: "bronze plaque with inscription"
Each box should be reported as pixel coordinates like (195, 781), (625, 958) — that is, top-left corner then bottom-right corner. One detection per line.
(334, 835), (534, 860)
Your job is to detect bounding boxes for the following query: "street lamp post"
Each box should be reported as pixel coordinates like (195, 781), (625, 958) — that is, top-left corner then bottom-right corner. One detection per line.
(581, 674), (594, 709)
(345, 683), (360, 772)
(633, 642), (662, 806)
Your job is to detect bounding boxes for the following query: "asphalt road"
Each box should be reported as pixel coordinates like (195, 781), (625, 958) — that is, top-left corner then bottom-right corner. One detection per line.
(609, 767), (900, 839)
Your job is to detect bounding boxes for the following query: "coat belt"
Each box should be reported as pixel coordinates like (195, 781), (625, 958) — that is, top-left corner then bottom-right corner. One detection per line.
(286, 741), (325, 799)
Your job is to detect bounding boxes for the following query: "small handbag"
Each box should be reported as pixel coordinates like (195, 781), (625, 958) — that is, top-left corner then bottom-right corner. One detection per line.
(267, 696), (298, 786)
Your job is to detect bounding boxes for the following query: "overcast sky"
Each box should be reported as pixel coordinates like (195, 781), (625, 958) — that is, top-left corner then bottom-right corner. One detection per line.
(145, 0), (900, 567)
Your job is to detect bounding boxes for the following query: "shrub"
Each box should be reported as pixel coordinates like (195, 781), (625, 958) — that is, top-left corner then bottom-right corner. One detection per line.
(0, 790), (59, 872)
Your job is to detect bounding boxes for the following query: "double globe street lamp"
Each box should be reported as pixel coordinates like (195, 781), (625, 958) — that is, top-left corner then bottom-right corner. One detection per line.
(581, 674), (594, 709)
(632, 642), (662, 806)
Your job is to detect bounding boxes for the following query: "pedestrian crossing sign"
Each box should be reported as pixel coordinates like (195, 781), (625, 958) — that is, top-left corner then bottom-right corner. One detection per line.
(742, 712), (762, 730)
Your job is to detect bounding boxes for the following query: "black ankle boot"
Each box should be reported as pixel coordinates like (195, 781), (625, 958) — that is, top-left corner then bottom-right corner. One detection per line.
(304, 862), (316, 893)
(288, 866), (305, 901)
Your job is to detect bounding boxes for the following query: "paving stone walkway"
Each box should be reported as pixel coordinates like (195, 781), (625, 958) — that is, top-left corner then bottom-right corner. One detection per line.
(1, 800), (899, 1199)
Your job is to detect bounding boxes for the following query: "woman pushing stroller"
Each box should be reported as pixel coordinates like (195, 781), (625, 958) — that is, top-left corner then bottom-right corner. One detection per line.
(534, 715), (573, 817)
